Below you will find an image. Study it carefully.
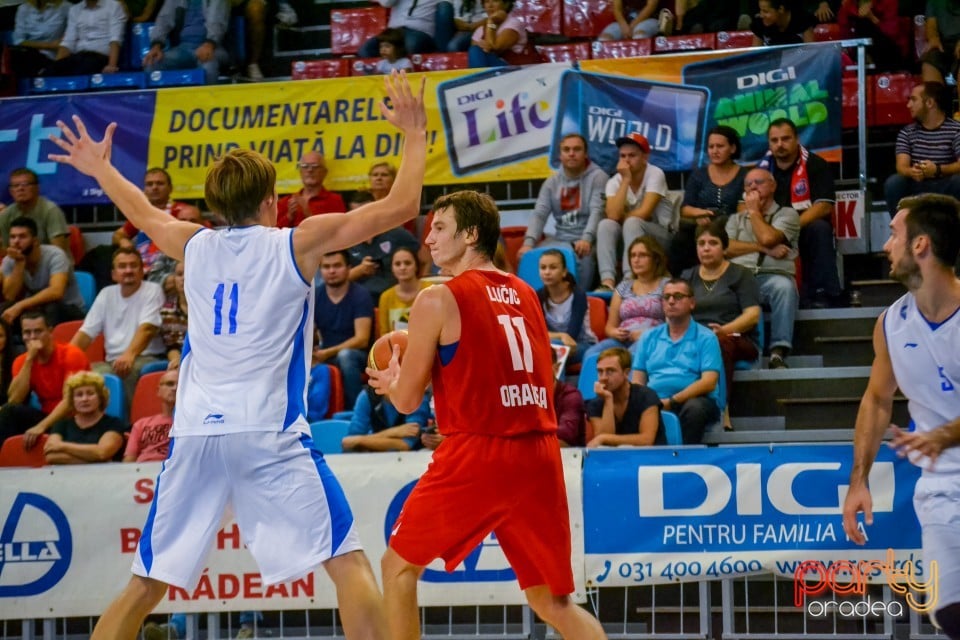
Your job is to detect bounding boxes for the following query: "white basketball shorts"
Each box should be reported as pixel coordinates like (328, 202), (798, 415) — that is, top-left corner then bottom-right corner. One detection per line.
(913, 472), (960, 613)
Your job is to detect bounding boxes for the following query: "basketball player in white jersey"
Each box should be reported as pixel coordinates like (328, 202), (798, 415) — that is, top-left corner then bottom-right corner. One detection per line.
(842, 193), (960, 639)
(48, 71), (426, 640)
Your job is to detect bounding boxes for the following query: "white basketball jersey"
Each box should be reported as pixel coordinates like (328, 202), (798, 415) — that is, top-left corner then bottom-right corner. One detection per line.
(172, 226), (314, 436)
(885, 292), (960, 474)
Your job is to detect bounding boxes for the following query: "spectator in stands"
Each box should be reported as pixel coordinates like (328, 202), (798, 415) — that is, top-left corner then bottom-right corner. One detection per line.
(121, 0), (159, 22)
(466, 0), (537, 67)
(142, 0), (231, 85)
(314, 250), (373, 409)
(551, 346), (586, 447)
(836, 0), (905, 72)
(682, 221), (760, 430)
(44, 371), (125, 464)
(920, 0), (960, 111)
(277, 153), (346, 228)
(341, 384), (431, 452)
(584, 236), (670, 361)
(71, 247), (166, 402)
(597, 0), (668, 41)
(357, 0), (441, 58)
(678, 0), (751, 33)
(586, 346), (663, 446)
(751, 0), (815, 45)
(536, 249), (597, 365)
(419, 390), (444, 450)
(44, 0), (127, 76)
(367, 162), (396, 201)
(236, 0), (268, 81)
(884, 82), (960, 218)
(435, 0), (487, 51)
(374, 28), (414, 73)
(112, 168), (203, 292)
(517, 133), (608, 287)
(159, 261), (186, 369)
(725, 168), (800, 369)
(758, 118), (841, 308)
(1, 168), (70, 255)
(347, 219), (419, 304)
(0, 322), (13, 406)
(123, 369), (177, 462)
(0, 217), (85, 329)
(10, 0), (70, 78)
(378, 247), (429, 336)
(596, 132), (674, 291)
(669, 125), (748, 274)
(805, 0), (836, 21)
(0, 311), (89, 449)
(632, 279), (721, 444)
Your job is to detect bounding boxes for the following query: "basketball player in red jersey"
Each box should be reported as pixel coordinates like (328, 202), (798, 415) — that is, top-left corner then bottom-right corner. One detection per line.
(366, 190), (606, 640)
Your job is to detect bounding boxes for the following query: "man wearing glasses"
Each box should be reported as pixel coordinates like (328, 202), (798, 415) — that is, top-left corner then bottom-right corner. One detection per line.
(631, 278), (722, 444)
(1, 168), (70, 256)
(276, 152), (346, 227)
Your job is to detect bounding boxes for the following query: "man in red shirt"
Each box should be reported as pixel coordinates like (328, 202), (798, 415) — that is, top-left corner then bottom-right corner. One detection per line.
(276, 152), (346, 227)
(368, 190), (606, 640)
(0, 310), (90, 448)
(123, 368), (177, 462)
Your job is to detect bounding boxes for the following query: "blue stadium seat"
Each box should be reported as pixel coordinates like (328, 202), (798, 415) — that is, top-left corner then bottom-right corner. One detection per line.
(661, 410), (683, 445)
(517, 245), (577, 290)
(89, 72), (146, 90)
(146, 68), (205, 87)
(127, 22), (155, 69)
(74, 271), (96, 311)
(102, 373), (126, 421)
(331, 411), (354, 420)
(577, 352), (599, 401)
(309, 419), (351, 454)
(139, 360), (169, 375)
(28, 75), (89, 94)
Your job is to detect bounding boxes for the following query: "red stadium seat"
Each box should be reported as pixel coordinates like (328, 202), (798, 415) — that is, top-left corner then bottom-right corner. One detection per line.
(512, 0), (562, 35)
(291, 59), (351, 79)
(411, 52), (469, 71)
(68, 225), (85, 265)
(536, 42), (591, 63)
(587, 295), (607, 341)
(130, 371), (165, 424)
(813, 23), (841, 41)
(330, 7), (388, 55)
(500, 226), (526, 273)
(590, 38), (652, 59)
(562, 0), (614, 37)
(715, 30), (754, 50)
(326, 364), (345, 419)
(873, 73), (918, 127)
(841, 76), (876, 128)
(52, 319), (104, 363)
(0, 435), (47, 467)
(652, 33), (716, 53)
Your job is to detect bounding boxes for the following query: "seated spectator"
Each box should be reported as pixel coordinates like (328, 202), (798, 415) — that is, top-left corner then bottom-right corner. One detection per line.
(44, 371), (125, 464)
(804, 0), (836, 21)
(551, 347), (586, 447)
(142, 0), (231, 85)
(678, 0), (750, 33)
(536, 249), (597, 365)
(1, 217), (85, 331)
(159, 261), (187, 369)
(378, 247), (430, 336)
(71, 247), (165, 402)
(1, 168), (70, 255)
(367, 162), (396, 201)
(467, 0), (537, 67)
(374, 28), (414, 73)
(596, 133), (674, 291)
(584, 236), (669, 361)
(586, 346), (663, 447)
(9, 0), (70, 78)
(276, 153), (346, 228)
(836, 0), (905, 72)
(121, 0), (159, 22)
(632, 279), (722, 444)
(517, 133), (607, 287)
(123, 369), (177, 462)
(725, 168), (800, 369)
(751, 0), (815, 46)
(347, 221), (419, 304)
(920, 0), (960, 112)
(0, 322), (14, 406)
(0, 311), (89, 449)
(45, 0), (127, 76)
(341, 384), (431, 452)
(884, 82), (960, 219)
(358, 0), (441, 58)
(758, 118), (841, 308)
(314, 250), (373, 409)
(435, 0), (487, 51)
(597, 0), (663, 41)
(682, 222), (760, 429)
(669, 125), (748, 274)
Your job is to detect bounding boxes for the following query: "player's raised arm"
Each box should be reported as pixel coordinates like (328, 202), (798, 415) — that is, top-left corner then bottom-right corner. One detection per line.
(293, 71), (427, 275)
(48, 118), (201, 262)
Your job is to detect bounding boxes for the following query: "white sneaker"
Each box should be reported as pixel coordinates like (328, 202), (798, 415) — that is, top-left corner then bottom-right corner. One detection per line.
(246, 63), (264, 81)
(276, 2), (298, 27)
(658, 8), (674, 36)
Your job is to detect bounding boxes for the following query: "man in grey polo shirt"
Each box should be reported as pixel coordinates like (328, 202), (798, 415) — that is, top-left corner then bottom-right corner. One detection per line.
(1, 168), (70, 256)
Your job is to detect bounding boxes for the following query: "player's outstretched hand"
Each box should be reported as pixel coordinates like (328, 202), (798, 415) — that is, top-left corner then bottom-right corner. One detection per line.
(366, 345), (402, 396)
(48, 116), (117, 177)
(889, 423), (945, 469)
(380, 70), (426, 135)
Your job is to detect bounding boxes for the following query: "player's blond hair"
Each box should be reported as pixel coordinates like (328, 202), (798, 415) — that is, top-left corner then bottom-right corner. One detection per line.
(63, 371), (109, 412)
(205, 149), (276, 225)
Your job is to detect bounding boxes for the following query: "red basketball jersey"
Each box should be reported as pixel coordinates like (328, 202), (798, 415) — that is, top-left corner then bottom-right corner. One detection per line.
(432, 269), (557, 437)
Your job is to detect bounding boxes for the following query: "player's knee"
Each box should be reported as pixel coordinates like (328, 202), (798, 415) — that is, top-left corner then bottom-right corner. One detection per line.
(932, 602), (960, 640)
(525, 587), (567, 622)
(128, 575), (169, 606)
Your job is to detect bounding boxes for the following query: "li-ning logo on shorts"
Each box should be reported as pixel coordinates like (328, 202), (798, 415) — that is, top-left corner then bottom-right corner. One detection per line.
(203, 413), (225, 425)
(0, 493), (73, 597)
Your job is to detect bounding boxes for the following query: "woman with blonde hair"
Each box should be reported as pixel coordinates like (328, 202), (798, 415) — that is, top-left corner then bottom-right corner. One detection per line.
(368, 162), (397, 201)
(44, 371), (126, 465)
(378, 247), (430, 336)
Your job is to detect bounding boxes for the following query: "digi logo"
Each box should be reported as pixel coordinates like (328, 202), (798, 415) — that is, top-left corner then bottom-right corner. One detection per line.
(0, 493), (72, 597)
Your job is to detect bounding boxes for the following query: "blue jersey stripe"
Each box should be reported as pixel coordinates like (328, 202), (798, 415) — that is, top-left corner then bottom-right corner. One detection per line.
(299, 433), (354, 552)
(138, 438), (174, 572)
(282, 298), (310, 429)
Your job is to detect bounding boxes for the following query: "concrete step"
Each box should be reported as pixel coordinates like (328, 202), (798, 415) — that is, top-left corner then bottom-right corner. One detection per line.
(792, 307), (883, 366)
(778, 395), (909, 429)
(848, 278), (905, 307)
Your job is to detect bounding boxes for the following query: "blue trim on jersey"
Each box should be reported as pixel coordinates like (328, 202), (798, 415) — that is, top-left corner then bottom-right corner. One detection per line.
(438, 341), (458, 366)
(299, 433), (354, 553)
(282, 299), (310, 429)
(138, 437), (174, 572)
(919, 303), (960, 331)
(182, 227), (209, 254)
(181, 332), (192, 362)
(289, 230), (310, 286)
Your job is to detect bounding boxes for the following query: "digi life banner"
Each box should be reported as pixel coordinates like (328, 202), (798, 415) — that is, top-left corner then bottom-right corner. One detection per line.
(582, 445), (923, 588)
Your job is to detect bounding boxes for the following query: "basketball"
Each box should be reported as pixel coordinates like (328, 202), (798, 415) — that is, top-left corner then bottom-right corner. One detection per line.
(368, 330), (408, 370)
